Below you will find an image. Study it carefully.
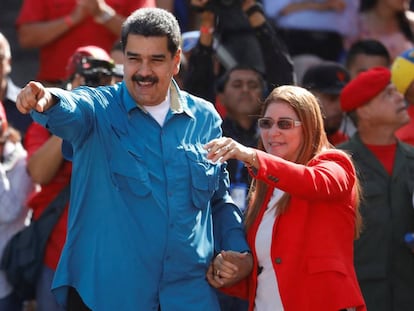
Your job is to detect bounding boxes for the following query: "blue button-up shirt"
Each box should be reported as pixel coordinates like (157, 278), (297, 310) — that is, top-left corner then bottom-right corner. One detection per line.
(31, 82), (249, 311)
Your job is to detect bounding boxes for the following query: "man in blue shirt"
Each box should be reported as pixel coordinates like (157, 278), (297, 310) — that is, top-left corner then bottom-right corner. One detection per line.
(16, 8), (252, 311)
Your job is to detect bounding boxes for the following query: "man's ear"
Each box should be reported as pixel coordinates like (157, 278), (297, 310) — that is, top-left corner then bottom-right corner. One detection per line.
(173, 48), (182, 75)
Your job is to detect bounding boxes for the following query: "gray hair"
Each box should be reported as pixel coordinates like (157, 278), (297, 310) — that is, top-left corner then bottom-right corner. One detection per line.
(121, 8), (181, 56)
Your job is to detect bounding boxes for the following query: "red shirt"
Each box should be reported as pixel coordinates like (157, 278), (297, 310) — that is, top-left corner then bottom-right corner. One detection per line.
(25, 122), (72, 270)
(16, 0), (155, 82)
(328, 130), (349, 146)
(365, 143), (397, 176)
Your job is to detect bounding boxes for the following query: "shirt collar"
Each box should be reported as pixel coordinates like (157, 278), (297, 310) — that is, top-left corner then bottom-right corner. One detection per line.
(121, 80), (195, 119)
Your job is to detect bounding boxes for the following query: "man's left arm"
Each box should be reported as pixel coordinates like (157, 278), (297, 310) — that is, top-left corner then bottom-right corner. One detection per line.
(210, 163), (253, 285)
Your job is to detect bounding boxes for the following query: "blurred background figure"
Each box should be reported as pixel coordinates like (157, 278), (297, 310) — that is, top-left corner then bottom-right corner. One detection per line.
(63, 45), (115, 90)
(340, 38), (391, 137)
(345, 38), (391, 79)
(110, 41), (124, 83)
(301, 61), (351, 145)
(356, 0), (414, 61)
(0, 102), (34, 311)
(185, 0), (294, 114)
(15, 0), (155, 86)
(262, 0), (359, 63)
(0, 32), (32, 141)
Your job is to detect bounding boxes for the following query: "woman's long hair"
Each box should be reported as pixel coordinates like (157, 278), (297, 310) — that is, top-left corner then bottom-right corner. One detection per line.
(244, 85), (362, 238)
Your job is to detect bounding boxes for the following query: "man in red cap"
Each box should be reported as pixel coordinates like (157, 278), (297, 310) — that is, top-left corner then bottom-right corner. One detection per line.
(337, 67), (414, 311)
(64, 45), (115, 89)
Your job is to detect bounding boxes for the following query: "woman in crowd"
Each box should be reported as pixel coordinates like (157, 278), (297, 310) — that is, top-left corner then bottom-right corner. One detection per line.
(205, 85), (366, 311)
(356, 0), (414, 61)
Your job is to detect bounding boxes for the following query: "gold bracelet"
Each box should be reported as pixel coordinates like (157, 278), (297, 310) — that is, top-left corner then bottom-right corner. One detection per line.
(245, 149), (257, 168)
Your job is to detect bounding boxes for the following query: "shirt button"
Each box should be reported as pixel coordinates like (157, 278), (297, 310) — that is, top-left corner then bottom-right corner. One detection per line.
(275, 257), (282, 264)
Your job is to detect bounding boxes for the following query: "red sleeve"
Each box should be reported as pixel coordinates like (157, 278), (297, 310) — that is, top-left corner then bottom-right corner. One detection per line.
(16, 0), (55, 25)
(24, 122), (51, 157)
(253, 149), (356, 201)
(109, 0), (156, 17)
(220, 278), (249, 300)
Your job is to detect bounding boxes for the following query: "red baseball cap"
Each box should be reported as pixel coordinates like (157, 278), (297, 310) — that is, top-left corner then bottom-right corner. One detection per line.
(66, 45), (114, 79)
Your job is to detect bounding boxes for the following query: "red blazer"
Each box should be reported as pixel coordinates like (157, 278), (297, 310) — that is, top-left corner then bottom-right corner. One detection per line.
(223, 149), (366, 311)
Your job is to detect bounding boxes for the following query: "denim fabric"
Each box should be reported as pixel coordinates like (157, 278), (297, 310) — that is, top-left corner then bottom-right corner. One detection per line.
(35, 265), (64, 311)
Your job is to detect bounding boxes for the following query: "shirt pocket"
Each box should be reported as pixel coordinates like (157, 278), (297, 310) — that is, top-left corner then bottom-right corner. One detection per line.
(307, 257), (347, 276)
(185, 145), (220, 209)
(109, 155), (151, 198)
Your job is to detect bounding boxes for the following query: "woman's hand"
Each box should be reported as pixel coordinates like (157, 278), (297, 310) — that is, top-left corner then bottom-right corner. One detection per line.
(204, 137), (257, 166)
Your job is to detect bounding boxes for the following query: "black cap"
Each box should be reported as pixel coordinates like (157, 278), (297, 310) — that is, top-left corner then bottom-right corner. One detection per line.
(302, 62), (350, 95)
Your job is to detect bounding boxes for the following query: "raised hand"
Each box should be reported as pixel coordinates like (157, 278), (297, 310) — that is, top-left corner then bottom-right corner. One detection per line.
(16, 81), (56, 114)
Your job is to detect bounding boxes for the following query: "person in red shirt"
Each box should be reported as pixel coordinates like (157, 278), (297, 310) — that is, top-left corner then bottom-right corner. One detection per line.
(16, 0), (155, 86)
(301, 61), (351, 146)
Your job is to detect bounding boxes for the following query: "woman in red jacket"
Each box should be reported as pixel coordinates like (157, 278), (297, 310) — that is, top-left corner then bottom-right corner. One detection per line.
(205, 85), (366, 311)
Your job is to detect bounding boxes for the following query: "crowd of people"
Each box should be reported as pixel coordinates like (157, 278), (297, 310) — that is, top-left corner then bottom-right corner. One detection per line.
(1, 0), (414, 310)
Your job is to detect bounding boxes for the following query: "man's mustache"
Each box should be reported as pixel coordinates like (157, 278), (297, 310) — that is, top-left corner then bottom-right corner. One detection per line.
(132, 75), (158, 83)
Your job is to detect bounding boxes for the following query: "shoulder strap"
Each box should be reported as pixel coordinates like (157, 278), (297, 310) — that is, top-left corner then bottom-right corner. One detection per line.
(37, 183), (71, 221)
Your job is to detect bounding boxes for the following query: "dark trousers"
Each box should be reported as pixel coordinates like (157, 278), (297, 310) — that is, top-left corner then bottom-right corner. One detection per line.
(67, 287), (91, 311)
(66, 288), (163, 311)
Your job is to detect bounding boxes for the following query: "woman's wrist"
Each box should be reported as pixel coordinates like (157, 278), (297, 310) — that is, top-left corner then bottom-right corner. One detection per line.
(244, 149), (257, 168)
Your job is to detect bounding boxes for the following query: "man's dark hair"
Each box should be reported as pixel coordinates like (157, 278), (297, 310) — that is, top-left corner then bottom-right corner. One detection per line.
(345, 39), (391, 68)
(216, 64), (266, 94)
(121, 8), (181, 56)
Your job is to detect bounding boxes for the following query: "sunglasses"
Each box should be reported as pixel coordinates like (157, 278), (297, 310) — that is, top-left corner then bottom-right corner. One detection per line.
(258, 117), (302, 130)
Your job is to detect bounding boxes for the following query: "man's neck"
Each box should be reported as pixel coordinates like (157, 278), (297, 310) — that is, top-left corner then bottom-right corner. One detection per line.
(359, 125), (398, 145)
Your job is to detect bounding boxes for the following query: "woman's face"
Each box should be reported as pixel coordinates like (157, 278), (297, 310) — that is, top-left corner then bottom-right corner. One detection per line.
(260, 101), (303, 162)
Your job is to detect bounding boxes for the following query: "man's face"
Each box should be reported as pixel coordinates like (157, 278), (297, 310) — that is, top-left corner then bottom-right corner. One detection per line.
(348, 54), (389, 79)
(313, 91), (342, 135)
(123, 34), (180, 106)
(219, 69), (263, 117)
(362, 84), (410, 130)
(405, 81), (414, 104)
